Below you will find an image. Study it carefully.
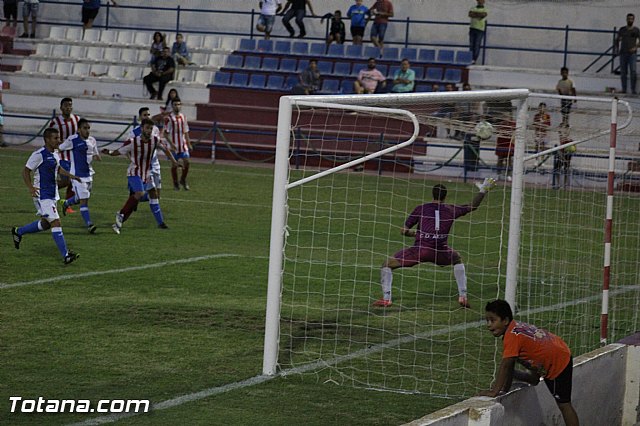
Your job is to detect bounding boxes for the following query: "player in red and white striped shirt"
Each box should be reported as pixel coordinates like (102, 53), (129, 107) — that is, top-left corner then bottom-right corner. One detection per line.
(49, 97), (80, 214)
(163, 98), (192, 190)
(102, 119), (180, 234)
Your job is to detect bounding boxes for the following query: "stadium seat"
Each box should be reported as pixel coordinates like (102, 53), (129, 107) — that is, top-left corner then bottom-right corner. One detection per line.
(345, 44), (364, 59)
(244, 56), (261, 70)
(90, 64), (108, 78)
(320, 79), (340, 94)
(203, 34), (221, 50)
(340, 80), (354, 94)
(257, 39), (274, 53)
(284, 74), (298, 91)
(279, 58), (297, 73)
(20, 59), (39, 74)
(137, 49), (152, 63)
(69, 45), (87, 59)
(388, 65), (400, 79)
(400, 47), (418, 62)
(176, 69), (195, 82)
(213, 71), (231, 85)
(317, 61), (333, 74)
(292, 41), (309, 55)
(65, 27), (83, 42)
(327, 44), (345, 57)
(86, 47), (104, 61)
(208, 53), (226, 67)
(261, 57), (279, 71)
(195, 70), (214, 85)
(226, 54), (244, 68)
(309, 42), (326, 56)
(238, 38), (256, 52)
(266, 75), (285, 90)
(104, 47), (121, 62)
(364, 46), (380, 58)
(220, 37), (239, 51)
(116, 30), (135, 46)
(381, 47), (399, 61)
(55, 62), (73, 76)
(72, 63), (90, 77)
(107, 65), (125, 79)
(34, 44), (52, 57)
(333, 62), (351, 76)
(83, 28), (101, 43)
(51, 44), (71, 57)
(122, 66), (140, 80)
(424, 67), (443, 82)
(134, 31), (151, 47)
(296, 59), (309, 72)
(415, 84), (433, 92)
(37, 61), (54, 74)
(435, 49), (455, 64)
(48, 26), (66, 40)
(249, 74), (267, 88)
(190, 52), (209, 65)
(418, 48), (436, 63)
(376, 64), (389, 76)
(442, 68), (462, 83)
(274, 40), (291, 54)
(101, 30), (118, 45)
(455, 50), (473, 66)
(187, 34), (204, 50)
(230, 72), (249, 87)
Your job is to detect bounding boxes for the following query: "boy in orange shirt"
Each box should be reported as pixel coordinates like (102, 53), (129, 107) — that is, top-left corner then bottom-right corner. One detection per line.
(480, 299), (579, 426)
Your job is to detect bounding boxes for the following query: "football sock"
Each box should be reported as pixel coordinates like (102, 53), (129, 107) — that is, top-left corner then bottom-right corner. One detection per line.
(80, 206), (92, 226)
(171, 167), (178, 185)
(139, 192), (149, 202)
(149, 198), (164, 225)
(121, 195), (139, 221)
(18, 220), (42, 235)
(180, 165), (189, 182)
(381, 266), (393, 301)
(453, 263), (467, 297)
(65, 195), (79, 208)
(51, 227), (68, 258)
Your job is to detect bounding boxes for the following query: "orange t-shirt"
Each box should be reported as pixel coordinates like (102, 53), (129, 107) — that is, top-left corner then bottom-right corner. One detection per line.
(502, 320), (571, 380)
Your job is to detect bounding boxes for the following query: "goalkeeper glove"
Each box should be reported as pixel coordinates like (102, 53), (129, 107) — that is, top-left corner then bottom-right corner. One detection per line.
(476, 177), (497, 194)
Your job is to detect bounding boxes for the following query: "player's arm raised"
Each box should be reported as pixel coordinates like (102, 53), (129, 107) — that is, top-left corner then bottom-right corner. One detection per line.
(471, 177), (496, 210)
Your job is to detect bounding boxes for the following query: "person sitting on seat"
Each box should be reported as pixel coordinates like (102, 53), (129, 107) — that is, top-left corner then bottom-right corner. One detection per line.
(143, 47), (175, 100)
(354, 57), (386, 94)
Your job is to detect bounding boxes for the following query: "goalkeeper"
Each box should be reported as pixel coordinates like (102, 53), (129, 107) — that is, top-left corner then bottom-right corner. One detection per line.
(374, 177), (496, 309)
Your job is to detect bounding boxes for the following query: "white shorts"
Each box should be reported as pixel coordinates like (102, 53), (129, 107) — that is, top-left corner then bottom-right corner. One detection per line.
(72, 179), (92, 200)
(37, 198), (60, 222)
(145, 170), (162, 190)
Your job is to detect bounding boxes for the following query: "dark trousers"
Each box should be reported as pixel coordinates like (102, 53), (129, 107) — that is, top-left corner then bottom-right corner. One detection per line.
(469, 28), (485, 62)
(143, 72), (173, 98)
(283, 9), (306, 37)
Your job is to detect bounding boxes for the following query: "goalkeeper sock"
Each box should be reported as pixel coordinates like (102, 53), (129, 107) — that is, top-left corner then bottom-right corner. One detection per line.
(381, 267), (393, 301)
(453, 263), (467, 297)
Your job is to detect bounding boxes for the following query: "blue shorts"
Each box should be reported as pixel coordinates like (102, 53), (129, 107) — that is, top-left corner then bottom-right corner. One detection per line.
(258, 14), (276, 33)
(127, 176), (145, 193)
(172, 151), (190, 160)
(371, 23), (388, 41)
(22, 2), (38, 18)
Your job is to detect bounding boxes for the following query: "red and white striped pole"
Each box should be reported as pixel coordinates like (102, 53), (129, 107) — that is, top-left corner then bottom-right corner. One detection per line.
(601, 98), (618, 346)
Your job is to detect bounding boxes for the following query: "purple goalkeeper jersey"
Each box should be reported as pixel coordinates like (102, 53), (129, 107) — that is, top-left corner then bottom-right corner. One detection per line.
(405, 202), (473, 247)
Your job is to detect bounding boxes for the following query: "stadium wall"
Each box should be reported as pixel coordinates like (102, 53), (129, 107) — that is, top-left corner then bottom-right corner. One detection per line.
(43, 0), (636, 70)
(405, 340), (640, 426)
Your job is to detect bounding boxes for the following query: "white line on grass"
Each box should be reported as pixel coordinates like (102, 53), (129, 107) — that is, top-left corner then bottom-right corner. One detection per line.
(0, 254), (240, 290)
(69, 283), (640, 425)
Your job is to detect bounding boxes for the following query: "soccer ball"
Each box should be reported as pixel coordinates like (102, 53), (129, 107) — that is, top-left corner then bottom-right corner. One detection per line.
(475, 121), (494, 140)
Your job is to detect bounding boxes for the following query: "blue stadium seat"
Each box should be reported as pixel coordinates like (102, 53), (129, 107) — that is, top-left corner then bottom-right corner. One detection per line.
(415, 84), (433, 92)
(213, 71), (231, 85)
(257, 39), (274, 53)
(266, 75), (285, 90)
(345, 44), (364, 59)
(249, 74), (267, 88)
(244, 56), (261, 69)
(279, 58), (297, 72)
(381, 47), (399, 61)
(413, 66), (426, 80)
(455, 50), (473, 66)
(292, 41), (309, 55)
(424, 67), (443, 82)
(275, 40), (291, 54)
(262, 57), (279, 71)
(296, 59), (309, 72)
(317, 60), (333, 74)
(340, 80), (354, 94)
(435, 49), (455, 64)
(400, 47), (418, 62)
(388, 65), (401, 79)
(238, 39), (256, 52)
(320, 79), (340, 94)
(418, 49), (436, 63)
(442, 68), (462, 83)
(230, 72), (249, 87)
(284, 74), (299, 91)
(364, 46), (380, 59)
(327, 44), (345, 57)
(376, 64), (389, 77)
(226, 55), (244, 69)
(309, 42), (326, 56)
(333, 62), (351, 76)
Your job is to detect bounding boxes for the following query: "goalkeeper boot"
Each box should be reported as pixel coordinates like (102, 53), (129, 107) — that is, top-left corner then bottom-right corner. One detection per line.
(458, 296), (471, 309)
(372, 298), (392, 307)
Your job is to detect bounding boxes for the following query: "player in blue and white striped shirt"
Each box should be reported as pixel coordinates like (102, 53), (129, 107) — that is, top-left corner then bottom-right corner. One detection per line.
(12, 128), (81, 264)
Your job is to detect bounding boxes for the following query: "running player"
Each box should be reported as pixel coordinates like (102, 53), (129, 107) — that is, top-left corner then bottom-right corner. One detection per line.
(58, 118), (100, 233)
(163, 98), (192, 190)
(50, 97), (80, 214)
(129, 107), (164, 202)
(102, 118), (179, 234)
(374, 178), (496, 309)
(11, 128), (81, 264)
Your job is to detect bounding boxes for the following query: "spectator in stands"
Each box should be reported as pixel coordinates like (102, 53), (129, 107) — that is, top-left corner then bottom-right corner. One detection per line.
(322, 10), (345, 46)
(0, 77), (5, 147)
(143, 46), (175, 100)
(390, 58), (415, 93)
(256, 0), (282, 40)
(369, 0), (393, 53)
(162, 88), (180, 113)
(556, 67), (576, 125)
(347, 0), (369, 46)
(293, 59), (320, 95)
(82, 0), (118, 31)
(354, 57), (386, 94)
(150, 31), (167, 64)
(19, 0), (38, 38)
(3, 0), (18, 29)
(615, 13), (640, 95)
(281, 0), (315, 39)
(468, 0), (487, 64)
(171, 33), (192, 66)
